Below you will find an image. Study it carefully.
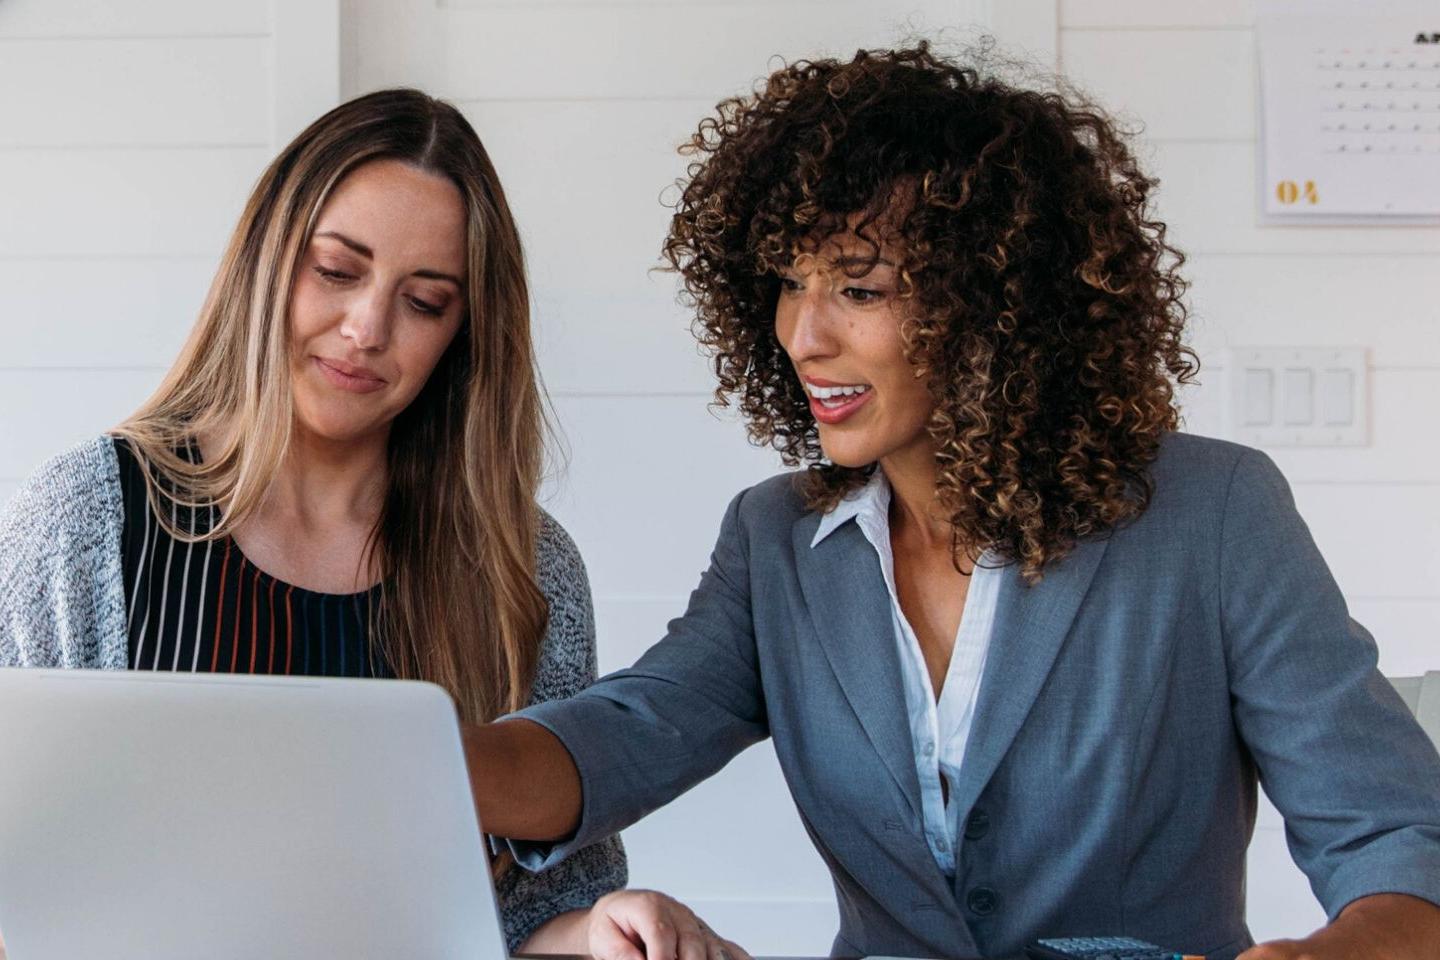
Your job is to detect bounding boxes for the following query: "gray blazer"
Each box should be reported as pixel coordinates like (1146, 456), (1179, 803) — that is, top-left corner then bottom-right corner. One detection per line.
(512, 432), (1440, 960)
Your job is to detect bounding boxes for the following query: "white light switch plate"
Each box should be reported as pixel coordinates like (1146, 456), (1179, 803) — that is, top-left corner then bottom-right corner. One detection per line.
(1226, 347), (1368, 447)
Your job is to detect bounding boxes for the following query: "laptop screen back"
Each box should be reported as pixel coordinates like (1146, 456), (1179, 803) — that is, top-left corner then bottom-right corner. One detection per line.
(0, 669), (506, 960)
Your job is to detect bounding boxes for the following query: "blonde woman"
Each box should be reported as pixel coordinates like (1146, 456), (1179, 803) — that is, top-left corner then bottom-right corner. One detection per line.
(0, 89), (732, 960)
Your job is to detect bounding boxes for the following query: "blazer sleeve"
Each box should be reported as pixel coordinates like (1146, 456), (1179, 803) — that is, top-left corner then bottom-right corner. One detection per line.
(493, 512), (629, 951)
(1220, 448), (1440, 917)
(505, 488), (770, 870)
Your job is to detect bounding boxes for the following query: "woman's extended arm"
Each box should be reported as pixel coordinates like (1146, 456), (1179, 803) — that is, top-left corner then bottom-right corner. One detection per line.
(484, 512), (629, 953)
(461, 717), (581, 840)
(467, 487), (770, 869)
(489, 510), (755, 960)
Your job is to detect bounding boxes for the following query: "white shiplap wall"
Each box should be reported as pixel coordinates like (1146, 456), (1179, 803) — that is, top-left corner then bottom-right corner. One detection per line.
(1059, 0), (1440, 943)
(343, 1), (1060, 952)
(0, 0), (339, 505)
(5, 0), (1431, 951)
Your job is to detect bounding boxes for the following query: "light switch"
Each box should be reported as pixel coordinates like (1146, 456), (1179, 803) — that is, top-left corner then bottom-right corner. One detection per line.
(1282, 368), (1314, 425)
(1226, 346), (1367, 447)
(1244, 369), (1274, 425)
(1320, 369), (1354, 425)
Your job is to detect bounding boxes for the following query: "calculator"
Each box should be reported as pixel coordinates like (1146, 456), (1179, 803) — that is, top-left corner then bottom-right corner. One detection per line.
(1024, 936), (1197, 960)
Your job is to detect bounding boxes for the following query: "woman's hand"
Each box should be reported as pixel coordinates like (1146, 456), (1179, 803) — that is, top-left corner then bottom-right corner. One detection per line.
(1237, 893), (1440, 960)
(587, 889), (753, 960)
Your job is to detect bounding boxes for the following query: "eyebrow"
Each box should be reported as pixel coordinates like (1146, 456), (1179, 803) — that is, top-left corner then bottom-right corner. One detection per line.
(314, 230), (463, 287)
(833, 256), (896, 270)
(780, 255), (897, 273)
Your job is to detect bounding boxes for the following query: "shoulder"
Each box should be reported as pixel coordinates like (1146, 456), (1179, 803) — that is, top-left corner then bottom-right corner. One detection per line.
(715, 470), (811, 547)
(0, 435), (123, 556)
(1148, 431), (1252, 490)
(533, 509), (593, 653)
(4, 435), (122, 516)
(1141, 431), (1285, 523)
(529, 509), (597, 705)
(536, 508), (588, 597)
(734, 470), (809, 518)
(1159, 433), (1304, 543)
(0, 435), (126, 667)
(1101, 432), (1296, 578)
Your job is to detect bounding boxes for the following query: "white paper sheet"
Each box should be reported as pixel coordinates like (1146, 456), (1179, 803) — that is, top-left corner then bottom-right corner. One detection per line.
(1258, 0), (1440, 222)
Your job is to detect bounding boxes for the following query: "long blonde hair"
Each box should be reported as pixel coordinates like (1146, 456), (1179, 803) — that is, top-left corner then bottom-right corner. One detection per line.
(113, 89), (548, 723)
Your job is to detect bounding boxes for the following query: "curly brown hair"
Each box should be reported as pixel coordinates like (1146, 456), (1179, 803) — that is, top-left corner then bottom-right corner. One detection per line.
(661, 41), (1198, 583)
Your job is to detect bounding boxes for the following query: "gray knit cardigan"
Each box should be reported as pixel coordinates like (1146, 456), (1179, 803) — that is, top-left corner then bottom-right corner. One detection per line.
(0, 435), (627, 950)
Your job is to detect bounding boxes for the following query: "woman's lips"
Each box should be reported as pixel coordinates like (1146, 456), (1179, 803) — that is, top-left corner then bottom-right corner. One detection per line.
(313, 356), (387, 394)
(808, 388), (873, 425)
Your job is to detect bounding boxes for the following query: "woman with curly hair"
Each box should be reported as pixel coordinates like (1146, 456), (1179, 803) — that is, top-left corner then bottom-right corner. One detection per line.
(466, 45), (1440, 960)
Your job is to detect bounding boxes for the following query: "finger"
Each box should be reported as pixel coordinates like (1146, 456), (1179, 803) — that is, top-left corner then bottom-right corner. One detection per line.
(718, 936), (754, 960)
(676, 926), (709, 960)
(633, 910), (680, 960)
(1236, 945), (1297, 960)
(589, 915), (647, 960)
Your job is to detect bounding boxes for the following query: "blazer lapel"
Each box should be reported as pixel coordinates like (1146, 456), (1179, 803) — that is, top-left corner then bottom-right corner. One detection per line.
(791, 512), (925, 822)
(948, 535), (1110, 821)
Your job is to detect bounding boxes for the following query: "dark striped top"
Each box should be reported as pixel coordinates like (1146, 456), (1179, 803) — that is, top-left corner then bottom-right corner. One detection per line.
(115, 437), (387, 678)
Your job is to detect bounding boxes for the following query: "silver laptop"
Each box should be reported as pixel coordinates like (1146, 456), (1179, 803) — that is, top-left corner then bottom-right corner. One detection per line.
(0, 668), (508, 960)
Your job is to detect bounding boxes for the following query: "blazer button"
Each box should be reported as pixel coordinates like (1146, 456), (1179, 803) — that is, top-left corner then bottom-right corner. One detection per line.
(964, 808), (990, 840)
(966, 885), (999, 916)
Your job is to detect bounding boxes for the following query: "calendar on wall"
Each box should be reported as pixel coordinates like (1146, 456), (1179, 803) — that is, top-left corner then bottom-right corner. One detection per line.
(1258, 0), (1440, 222)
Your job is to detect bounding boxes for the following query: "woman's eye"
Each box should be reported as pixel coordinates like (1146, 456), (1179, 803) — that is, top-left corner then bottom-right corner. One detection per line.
(313, 266), (356, 284)
(844, 287), (885, 303)
(778, 277), (802, 293)
(406, 296), (444, 316)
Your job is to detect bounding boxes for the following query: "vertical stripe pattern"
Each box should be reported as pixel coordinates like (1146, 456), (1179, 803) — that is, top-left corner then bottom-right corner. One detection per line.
(113, 437), (384, 679)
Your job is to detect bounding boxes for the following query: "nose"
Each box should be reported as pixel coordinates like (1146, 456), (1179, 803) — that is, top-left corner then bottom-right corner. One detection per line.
(337, 286), (392, 352)
(777, 281), (838, 365)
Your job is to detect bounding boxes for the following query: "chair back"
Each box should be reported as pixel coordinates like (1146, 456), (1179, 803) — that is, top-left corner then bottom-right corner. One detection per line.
(1390, 671), (1440, 749)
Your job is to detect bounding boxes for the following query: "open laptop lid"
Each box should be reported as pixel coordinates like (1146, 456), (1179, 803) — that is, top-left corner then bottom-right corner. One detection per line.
(0, 668), (506, 960)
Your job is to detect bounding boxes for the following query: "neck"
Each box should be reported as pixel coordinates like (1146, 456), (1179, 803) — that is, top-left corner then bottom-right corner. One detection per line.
(266, 425), (390, 530)
(879, 444), (967, 558)
(201, 420), (390, 532)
